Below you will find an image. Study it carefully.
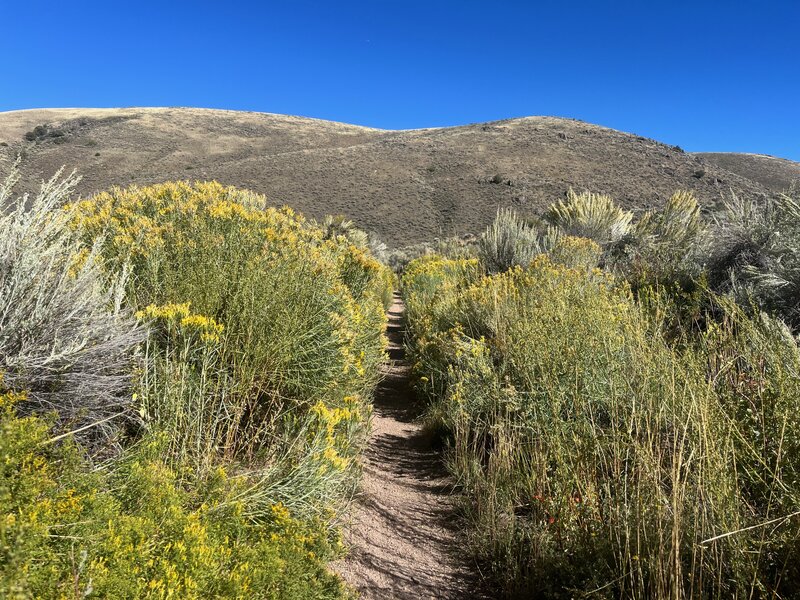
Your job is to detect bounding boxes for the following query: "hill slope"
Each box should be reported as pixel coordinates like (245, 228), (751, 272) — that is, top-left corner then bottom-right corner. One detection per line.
(694, 152), (800, 193)
(0, 108), (782, 246)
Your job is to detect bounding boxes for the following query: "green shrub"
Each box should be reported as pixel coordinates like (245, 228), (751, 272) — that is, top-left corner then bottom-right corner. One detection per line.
(547, 235), (602, 270)
(0, 173), (392, 597)
(403, 253), (800, 598)
(385, 235), (478, 274)
(0, 385), (350, 599)
(67, 181), (391, 518)
(610, 190), (705, 291)
(706, 192), (800, 330)
(700, 300), (800, 507)
(544, 189), (633, 245)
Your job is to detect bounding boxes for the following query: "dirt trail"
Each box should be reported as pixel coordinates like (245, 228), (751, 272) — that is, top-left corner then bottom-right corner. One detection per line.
(332, 293), (486, 599)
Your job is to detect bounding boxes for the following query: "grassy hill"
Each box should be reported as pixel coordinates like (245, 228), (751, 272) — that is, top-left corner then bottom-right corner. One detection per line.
(0, 107), (788, 246)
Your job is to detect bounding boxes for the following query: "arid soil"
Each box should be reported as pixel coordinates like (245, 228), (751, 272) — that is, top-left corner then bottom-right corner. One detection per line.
(332, 293), (486, 599)
(696, 152), (800, 193)
(1, 107), (792, 246)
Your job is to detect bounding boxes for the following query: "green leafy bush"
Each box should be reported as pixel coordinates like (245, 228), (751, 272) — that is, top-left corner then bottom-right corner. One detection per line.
(1, 171), (392, 598)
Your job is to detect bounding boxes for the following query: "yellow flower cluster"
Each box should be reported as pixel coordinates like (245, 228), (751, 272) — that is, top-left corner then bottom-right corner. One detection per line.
(310, 400), (359, 431)
(402, 255), (481, 285)
(136, 301), (192, 322)
(307, 399), (362, 473)
(549, 235), (602, 269)
(137, 302), (225, 343)
(179, 314), (225, 343)
(66, 181), (318, 265)
(0, 373), (26, 409)
(67, 247), (92, 278)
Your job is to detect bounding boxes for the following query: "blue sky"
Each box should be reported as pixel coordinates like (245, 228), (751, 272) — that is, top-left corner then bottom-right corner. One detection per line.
(2, 1), (798, 160)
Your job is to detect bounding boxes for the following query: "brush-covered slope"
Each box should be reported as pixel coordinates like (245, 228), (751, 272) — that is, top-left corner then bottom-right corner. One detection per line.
(0, 107), (774, 246)
(694, 152), (800, 193)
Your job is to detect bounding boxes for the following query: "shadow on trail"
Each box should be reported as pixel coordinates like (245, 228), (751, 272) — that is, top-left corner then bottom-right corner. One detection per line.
(334, 292), (489, 600)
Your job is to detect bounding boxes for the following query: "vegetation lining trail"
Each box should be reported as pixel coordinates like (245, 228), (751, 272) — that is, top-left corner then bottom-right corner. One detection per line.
(333, 293), (484, 599)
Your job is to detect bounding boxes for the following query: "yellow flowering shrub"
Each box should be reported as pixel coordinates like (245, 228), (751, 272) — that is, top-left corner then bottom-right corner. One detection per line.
(0, 388), (349, 599)
(68, 181), (388, 405)
(49, 180), (395, 596)
(68, 180), (389, 466)
(402, 253), (791, 597)
(547, 235), (602, 270)
(330, 239), (394, 309)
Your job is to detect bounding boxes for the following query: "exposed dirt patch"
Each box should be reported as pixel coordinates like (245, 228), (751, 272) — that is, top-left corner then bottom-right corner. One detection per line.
(332, 293), (487, 599)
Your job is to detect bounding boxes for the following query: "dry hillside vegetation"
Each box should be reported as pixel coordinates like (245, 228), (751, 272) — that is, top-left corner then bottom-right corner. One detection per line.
(697, 152), (800, 192)
(0, 107), (789, 246)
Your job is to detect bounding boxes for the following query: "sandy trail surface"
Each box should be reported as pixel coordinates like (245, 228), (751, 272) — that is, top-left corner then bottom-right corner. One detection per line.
(332, 293), (487, 599)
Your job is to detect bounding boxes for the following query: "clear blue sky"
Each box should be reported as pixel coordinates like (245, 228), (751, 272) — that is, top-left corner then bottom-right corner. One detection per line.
(2, 0), (798, 160)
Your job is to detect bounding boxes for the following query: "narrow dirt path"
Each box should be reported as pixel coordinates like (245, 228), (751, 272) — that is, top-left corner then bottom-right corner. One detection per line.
(332, 292), (485, 599)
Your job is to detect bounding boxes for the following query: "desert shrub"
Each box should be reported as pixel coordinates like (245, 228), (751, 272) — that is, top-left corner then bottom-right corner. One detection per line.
(402, 255), (482, 342)
(609, 190), (706, 292)
(137, 299), (372, 517)
(1, 174), (393, 597)
(24, 124), (66, 143)
(636, 191), (704, 253)
(0, 385), (349, 599)
(705, 192), (800, 330)
(402, 255), (482, 408)
(683, 297), (800, 596)
(318, 215), (396, 276)
(478, 208), (544, 274)
(321, 214), (369, 248)
(68, 181), (388, 412)
(547, 234), (601, 270)
(0, 163), (143, 450)
(544, 188), (633, 245)
(319, 216), (395, 302)
(67, 181), (390, 515)
(700, 300), (800, 498)
(385, 234), (478, 274)
(403, 253), (800, 598)
(334, 239), (395, 310)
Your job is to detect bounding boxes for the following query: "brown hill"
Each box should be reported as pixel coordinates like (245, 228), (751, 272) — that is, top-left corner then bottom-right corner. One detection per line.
(0, 107), (777, 246)
(693, 152), (800, 194)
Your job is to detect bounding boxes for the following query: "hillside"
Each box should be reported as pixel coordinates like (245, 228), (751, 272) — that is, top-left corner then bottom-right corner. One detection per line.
(0, 107), (783, 246)
(695, 152), (800, 193)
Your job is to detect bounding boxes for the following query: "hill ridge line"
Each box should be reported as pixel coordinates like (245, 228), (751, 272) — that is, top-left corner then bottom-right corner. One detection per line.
(1, 107), (789, 247)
